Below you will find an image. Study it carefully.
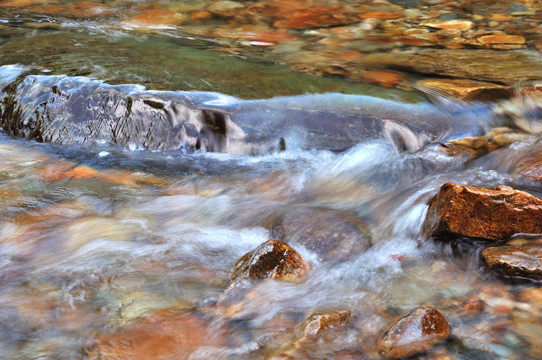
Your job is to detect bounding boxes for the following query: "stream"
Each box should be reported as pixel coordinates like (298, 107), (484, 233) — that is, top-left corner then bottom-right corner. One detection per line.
(0, 1), (542, 360)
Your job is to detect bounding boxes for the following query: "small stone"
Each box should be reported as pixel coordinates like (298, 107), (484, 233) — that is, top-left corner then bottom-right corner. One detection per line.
(230, 239), (309, 283)
(297, 309), (350, 338)
(207, 1), (244, 17)
(359, 11), (405, 20)
(416, 78), (514, 102)
(421, 19), (473, 31)
(482, 240), (542, 280)
(273, 6), (360, 29)
(124, 8), (185, 28)
(518, 287), (542, 305)
(359, 70), (405, 88)
(189, 10), (213, 21)
(380, 306), (451, 359)
(478, 34), (526, 44)
(423, 183), (542, 241)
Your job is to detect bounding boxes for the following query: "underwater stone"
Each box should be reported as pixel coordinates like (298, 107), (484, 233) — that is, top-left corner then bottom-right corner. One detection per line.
(424, 183), (542, 241)
(482, 239), (542, 280)
(380, 306), (451, 359)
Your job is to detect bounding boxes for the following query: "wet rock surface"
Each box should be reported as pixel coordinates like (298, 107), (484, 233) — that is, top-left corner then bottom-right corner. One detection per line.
(424, 183), (542, 241)
(89, 309), (226, 360)
(267, 207), (372, 262)
(380, 306), (451, 359)
(230, 239), (310, 283)
(482, 239), (542, 280)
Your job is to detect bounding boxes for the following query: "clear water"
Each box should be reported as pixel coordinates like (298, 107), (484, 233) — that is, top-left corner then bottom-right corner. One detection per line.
(0, 2), (541, 360)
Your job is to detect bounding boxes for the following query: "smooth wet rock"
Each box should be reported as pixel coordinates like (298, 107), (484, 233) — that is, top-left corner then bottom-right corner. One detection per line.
(297, 309), (351, 338)
(267, 207), (372, 262)
(446, 127), (531, 157)
(515, 149), (542, 181)
(357, 49), (542, 85)
(482, 239), (542, 280)
(416, 78), (514, 102)
(424, 183), (542, 241)
(230, 239), (309, 283)
(89, 309), (226, 360)
(380, 306), (451, 359)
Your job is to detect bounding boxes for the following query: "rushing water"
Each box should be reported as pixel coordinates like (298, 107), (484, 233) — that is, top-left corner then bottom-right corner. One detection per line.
(1, 2), (542, 360)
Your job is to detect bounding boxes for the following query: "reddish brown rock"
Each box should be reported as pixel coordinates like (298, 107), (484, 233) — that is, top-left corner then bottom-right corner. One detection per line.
(380, 306), (451, 359)
(424, 183), (542, 241)
(359, 11), (405, 20)
(359, 70), (405, 88)
(297, 309), (351, 338)
(482, 240), (542, 280)
(273, 6), (360, 29)
(478, 34), (526, 45)
(421, 19), (473, 31)
(124, 7), (185, 28)
(230, 239), (309, 282)
(446, 128), (531, 157)
(515, 149), (542, 181)
(89, 309), (226, 360)
(416, 78), (514, 102)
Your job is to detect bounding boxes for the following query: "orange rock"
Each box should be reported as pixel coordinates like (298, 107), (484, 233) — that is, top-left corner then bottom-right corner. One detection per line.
(416, 78), (514, 102)
(482, 240), (542, 280)
(90, 309), (226, 360)
(124, 8), (184, 27)
(0, 0), (35, 7)
(535, 40), (542, 51)
(62, 165), (99, 180)
(273, 6), (360, 29)
(424, 183), (542, 241)
(189, 10), (213, 21)
(297, 309), (350, 338)
(421, 19), (473, 31)
(359, 11), (405, 20)
(360, 70), (405, 88)
(332, 49), (363, 63)
(478, 34), (526, 44)
(380, 307), (451, 359)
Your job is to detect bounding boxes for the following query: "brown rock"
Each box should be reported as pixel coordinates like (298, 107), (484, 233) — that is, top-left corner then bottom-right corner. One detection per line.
(446, 128), (531, 157)
(515, 149), (542, 181)
(380, 306), (451, 359)
(297, 309), (351, 338)
(421, 19), (473, 31)
(207, 1), (245, 17)
(423, 183), (542, 241)
(189, 10), (213, 21)
(482, 240), (542, 280)
(357, 49), (542, 85)
(124, 7), (185, 28)
(230, 239), (309, 283)
(89, 309), (226, 360)
(478, 34), (526, 44)
(416, 78), (514, 102)
(359, 11), (405, 20)
(267, 207), (372, 262)
(360, 70), (405, 88)
(273, 6), (360, 29)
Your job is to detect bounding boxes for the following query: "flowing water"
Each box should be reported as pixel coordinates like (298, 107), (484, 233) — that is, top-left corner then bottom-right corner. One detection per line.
(0, 2), (541, 360)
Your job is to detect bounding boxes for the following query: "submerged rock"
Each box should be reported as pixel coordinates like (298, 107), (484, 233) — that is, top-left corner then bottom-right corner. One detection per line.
(357, 49), (542, 85)
(416, 78), (514, 102)
(380, 306), (451, 359)
(267, 207), (372, 262)
(89, 309), (226, 360)
(229, 239), (310, 283)
(482, 239), (542, 280)
(424, 183), (542, 241)
(446, 127), (532, 157)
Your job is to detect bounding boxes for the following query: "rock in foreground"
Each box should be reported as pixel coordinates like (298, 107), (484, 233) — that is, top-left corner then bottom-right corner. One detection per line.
(424, 183), (542, 241)
(482, 240), (542, 280)
(89, 309), (225, 360)
(380, 306), (451, 359)
(230, 239), (309, 283)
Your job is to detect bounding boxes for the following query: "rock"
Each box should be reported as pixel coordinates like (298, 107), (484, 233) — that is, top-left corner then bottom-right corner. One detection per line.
(359, 11), (405, 20)
(207, 1), (244, 17)
(89, 309), (226, 360)
(424, 183), (542, 241)
(515, 149), (542, 181)
(357, 49), (542, 85)
(359, 70), (405, 88)
(420, 19), (473, 31)
(416, 79), (514, 102)
(482, 239), (542, 280)
(446, 127), (531, 157)
(477, 34), (526, 44)
(380, 306), (451, 359)
(124, 8), (185, 28)
(267, 207), (372, 262)
(297, 309), (351, 338)
(229, 239), (310, 283)
(273, 6), (360, 29)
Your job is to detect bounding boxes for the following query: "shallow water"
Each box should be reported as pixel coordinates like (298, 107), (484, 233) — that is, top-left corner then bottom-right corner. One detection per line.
(0, 2), (542, 360)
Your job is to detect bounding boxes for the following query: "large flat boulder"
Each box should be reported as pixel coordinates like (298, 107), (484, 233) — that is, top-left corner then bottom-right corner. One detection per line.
(482, 239), (542, 280)
(424, 183), (542, 241)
